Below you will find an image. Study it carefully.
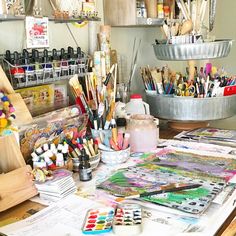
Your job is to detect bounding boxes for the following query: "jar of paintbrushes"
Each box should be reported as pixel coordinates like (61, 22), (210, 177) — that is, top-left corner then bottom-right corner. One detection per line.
(92, 119), (131, 165)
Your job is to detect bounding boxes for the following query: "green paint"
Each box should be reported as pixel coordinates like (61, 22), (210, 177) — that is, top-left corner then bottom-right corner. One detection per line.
(143, 187), (210, 204)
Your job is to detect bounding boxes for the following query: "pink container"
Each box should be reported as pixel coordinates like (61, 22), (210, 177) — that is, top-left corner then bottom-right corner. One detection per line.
(126, 114), (158, 152)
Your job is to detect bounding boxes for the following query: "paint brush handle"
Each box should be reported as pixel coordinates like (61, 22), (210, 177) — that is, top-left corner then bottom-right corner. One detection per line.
(125, 184), (202, 199)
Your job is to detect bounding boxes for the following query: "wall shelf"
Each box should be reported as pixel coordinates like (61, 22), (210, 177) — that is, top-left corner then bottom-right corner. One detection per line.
(0, 14), (101, 23)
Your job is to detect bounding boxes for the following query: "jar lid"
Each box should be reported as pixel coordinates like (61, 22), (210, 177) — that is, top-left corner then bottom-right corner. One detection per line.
(130, 94), (142, 99)
(116, 118), (126, 127)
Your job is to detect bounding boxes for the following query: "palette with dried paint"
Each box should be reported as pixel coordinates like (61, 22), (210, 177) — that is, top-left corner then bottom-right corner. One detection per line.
(113, 204), (142, 236)
(82, 207), (115, 234)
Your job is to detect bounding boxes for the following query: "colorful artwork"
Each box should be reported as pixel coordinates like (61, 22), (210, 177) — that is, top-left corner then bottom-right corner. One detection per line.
(185, 128), (236, 140)
(97, 149), (236, 214)
(16, 84), (55, 110)
(25, 16), (49, 48)
(155, 149), (236, 182)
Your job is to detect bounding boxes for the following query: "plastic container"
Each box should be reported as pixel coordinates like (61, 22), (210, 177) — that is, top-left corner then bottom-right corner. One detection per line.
(125, 94), (150, 116)
(126, 114), (158, 152)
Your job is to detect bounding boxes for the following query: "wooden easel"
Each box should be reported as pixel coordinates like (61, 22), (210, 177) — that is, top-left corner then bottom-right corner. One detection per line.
(0, 65), (37, 212)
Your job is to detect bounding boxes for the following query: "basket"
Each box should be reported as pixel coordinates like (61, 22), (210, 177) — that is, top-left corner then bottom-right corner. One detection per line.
(100, 147), (130, 165)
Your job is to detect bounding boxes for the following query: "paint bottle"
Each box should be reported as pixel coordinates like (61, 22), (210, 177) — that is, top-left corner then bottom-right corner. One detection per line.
(79, 149), (92, 181)
(157, 0), (164, 18)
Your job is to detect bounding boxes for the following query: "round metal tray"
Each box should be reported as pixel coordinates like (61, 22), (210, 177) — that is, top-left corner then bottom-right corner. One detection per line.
(146, 91), (236, 122)
(153, 40), (233, 61)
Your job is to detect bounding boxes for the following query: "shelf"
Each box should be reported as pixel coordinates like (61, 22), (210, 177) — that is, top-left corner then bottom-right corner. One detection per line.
(51, 17), (101, 23)
(112, 17), (165, 27)
(0, 14), (25, 22)
(0, 14), (101, 23)
(153, 40), (233, 61)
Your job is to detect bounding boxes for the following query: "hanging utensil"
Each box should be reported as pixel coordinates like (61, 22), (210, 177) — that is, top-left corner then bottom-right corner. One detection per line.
(209, 0), (217, 32)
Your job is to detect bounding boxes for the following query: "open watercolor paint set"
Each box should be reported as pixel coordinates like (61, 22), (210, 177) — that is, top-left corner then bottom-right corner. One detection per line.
(113, 204), (142, 236)
(82, 204), (143, 235)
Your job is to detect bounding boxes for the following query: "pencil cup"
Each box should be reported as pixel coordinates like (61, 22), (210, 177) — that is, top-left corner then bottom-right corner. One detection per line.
(91, 129), (112, 147)
(100, 147), (130, 165)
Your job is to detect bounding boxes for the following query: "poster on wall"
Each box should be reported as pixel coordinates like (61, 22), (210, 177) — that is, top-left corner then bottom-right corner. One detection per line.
(25, 16), (49, 48)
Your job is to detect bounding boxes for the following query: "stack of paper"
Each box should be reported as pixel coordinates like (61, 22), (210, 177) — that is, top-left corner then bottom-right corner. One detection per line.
(35, 169), (77, 201)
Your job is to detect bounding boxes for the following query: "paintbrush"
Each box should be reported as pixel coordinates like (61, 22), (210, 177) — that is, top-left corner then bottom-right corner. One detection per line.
(116, 184), (202, 200)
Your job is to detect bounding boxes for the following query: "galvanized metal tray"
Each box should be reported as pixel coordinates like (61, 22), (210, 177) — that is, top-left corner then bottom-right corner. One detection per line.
(153, 40), (233, 61)
(146, 91), (236, 121)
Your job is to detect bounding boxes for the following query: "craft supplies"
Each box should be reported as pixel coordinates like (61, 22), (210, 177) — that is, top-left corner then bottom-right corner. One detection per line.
(79, 149), (92, 181)
(0, 91), (16, 136)
(136, 0), (147, 18)
(122, 184), (202, 199)
(82, 207), (115, 234)
(126, 114), (158, 152)
(3, 47), (89, 89)
(113, 204), (143, 236)
(125, 94), (150, 116)
(157, 0), (164, 18)
(31, 142), (70, 170)
(141, 64), (236, 98)
(34, 169), (77, 201)
(145, 0), (157, 18)
(97, 150), (230, 215)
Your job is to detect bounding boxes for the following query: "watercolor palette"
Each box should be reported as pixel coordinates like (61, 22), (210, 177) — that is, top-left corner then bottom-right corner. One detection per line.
(82, 207), (115, 234)
(113, 204), (142, 236)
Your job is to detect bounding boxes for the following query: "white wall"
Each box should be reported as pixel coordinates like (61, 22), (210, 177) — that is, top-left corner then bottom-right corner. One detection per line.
(209, 0), (236, 129)
(0, 0), (235, 129)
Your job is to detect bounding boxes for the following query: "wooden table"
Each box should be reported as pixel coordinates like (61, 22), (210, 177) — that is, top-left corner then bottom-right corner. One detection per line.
(0, 127), (236, 235)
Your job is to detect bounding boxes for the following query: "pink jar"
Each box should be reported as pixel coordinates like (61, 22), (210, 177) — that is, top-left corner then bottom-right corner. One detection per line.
(126, 114), (158, 152)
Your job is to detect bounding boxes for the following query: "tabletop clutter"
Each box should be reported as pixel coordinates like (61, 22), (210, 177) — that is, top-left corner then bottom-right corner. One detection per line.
(1, 2), (236, 235)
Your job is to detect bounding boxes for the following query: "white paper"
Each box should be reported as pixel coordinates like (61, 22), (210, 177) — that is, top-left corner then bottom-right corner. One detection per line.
(0, 195), (102, 236)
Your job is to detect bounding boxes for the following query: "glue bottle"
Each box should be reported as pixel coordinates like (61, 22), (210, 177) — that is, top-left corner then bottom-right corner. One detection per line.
(79, 149), (92, 181)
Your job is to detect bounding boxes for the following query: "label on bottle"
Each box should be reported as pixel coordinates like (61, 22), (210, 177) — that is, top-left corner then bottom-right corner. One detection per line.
(79, 168), (92, 181)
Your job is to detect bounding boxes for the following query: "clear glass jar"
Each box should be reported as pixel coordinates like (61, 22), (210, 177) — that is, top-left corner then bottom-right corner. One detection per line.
(126, 114), (158, 152)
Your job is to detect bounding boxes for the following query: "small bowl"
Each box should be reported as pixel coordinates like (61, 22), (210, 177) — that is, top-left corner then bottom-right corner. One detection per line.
(89, 152), (101, 170)
(72, 152), (101, 171)
(100, 147), (131, 165)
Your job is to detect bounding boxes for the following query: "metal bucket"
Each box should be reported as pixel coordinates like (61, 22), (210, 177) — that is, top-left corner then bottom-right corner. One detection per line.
(146, 91), (236, 121)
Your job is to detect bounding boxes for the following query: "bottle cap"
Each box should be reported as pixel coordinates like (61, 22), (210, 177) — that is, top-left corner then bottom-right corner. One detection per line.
(130, 94), (142, 99)
(116, 118), (126, 127)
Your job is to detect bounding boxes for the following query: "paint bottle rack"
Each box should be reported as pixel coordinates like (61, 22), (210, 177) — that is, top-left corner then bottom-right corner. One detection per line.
(1, 50), (89, 89)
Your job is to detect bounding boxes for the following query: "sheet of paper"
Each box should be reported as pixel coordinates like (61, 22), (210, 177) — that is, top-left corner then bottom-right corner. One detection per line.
(0, 195), (103, 236)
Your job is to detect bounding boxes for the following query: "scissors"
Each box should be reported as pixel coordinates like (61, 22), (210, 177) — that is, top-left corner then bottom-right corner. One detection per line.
(176, 82), (195, 97)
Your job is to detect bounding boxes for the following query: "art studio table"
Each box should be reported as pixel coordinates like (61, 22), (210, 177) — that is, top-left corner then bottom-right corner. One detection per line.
(0, 127), (236, 236)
